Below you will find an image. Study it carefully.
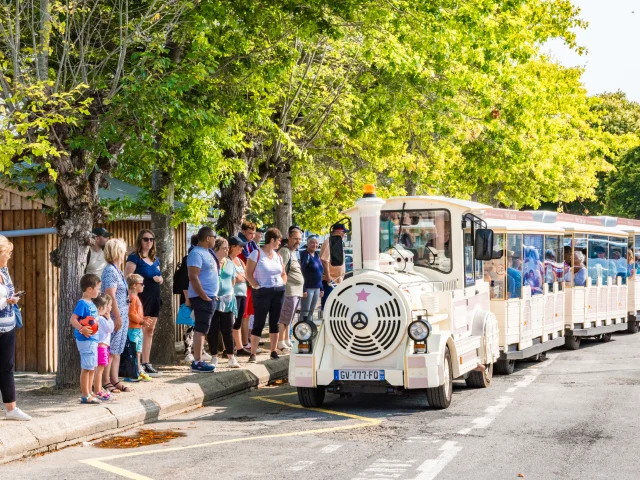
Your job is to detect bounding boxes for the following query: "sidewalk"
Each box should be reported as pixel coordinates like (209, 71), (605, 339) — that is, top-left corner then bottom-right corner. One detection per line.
(0, 350), (289, 464)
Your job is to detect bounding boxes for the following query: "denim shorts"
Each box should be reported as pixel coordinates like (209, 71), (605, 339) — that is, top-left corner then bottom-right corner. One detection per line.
(76, 339), (98, 371)
(127, 328), (143, 353)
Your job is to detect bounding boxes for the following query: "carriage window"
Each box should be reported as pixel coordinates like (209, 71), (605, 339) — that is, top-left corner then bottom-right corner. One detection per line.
(507, 234), (523, 299)
(635, 235), (640, 275)
(523, 234), (544, 296)
(380, 209), (452, 273)
(609, 236), (628, 285)
(544, 235), (564, 291)
(563, 235), (573, 287)
(483, 234), (506, 300)
(587, 234), (609, 284)
(574, 234), (587, 287)
(464, 226), (474, 287)
(629, 237), (636, 280)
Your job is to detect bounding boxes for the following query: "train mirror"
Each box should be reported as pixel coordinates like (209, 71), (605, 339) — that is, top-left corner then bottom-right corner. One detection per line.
(474, 228), (494, 261)
(329, 235), (344, 266)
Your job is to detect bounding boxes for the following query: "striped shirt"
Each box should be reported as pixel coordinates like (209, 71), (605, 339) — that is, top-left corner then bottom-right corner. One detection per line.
(0, 268), (16, 333)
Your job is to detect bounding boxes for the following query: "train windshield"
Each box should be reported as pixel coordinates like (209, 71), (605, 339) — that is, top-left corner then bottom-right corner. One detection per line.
(379, 209), (452, 273)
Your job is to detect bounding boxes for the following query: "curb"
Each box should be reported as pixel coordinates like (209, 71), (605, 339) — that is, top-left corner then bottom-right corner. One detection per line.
(0, 357), (289, 464)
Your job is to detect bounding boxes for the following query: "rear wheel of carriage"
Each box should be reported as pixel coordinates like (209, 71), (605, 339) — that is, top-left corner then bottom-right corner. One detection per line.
(494, 359), (515, 375)
(565, 335), (581, 350)
(466, 360), (493, 388)
(600, 333), (612, 343)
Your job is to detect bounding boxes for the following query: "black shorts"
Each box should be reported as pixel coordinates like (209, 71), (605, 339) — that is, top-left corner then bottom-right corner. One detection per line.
(189, 297), (215, 334)
(140, 281), (162, 317)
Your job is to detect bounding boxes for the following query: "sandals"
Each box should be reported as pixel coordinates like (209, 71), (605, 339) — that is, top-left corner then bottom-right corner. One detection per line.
(103, 383), (121, 394)
(113, 381), (133, 392)
(81, 395), (101, 404)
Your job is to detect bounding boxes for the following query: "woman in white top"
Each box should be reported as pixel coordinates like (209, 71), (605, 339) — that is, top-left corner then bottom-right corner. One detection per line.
(245, 228), (287, 363)
(0, 236), (31, 420)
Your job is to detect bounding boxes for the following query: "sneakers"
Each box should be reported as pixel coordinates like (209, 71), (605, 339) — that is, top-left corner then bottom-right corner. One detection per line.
(285, 340), (292, 348)
(6, 407), (32, 421)
(277, 341), (289, 351)
(80, 396), (101, 405)
(201, 351), (213, 362)
(141, 363), (162, 377)
(191, 361), (215, 373)
(138, 372), (152, 382)
(210, 357), (218, 368)
(228, 356), (241, 368)
(248, 354), (257, 363)
(184, 352), (195, 364)
(236, 348), (251, 357)
(270, 351), (280, 360)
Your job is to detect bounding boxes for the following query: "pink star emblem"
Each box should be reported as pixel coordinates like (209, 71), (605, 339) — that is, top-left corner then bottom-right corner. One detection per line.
(356, 288), (370, 302)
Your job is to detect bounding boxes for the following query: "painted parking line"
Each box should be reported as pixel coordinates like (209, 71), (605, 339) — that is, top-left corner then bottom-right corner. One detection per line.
(80, 395), (381, 480)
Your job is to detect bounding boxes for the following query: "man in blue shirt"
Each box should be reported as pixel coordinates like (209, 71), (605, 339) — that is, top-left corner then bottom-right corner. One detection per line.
(187, 227), (218, 372)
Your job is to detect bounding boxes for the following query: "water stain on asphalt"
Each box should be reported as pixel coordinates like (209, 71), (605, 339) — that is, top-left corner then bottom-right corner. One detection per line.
(94, 429), (186, 449)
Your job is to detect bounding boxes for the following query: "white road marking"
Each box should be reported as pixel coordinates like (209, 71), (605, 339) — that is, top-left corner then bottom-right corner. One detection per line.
(352, 459), (416, 479)
(289, 460), (315, 471)
(320, 444), (342, 453)
(411, 441), (463, 480)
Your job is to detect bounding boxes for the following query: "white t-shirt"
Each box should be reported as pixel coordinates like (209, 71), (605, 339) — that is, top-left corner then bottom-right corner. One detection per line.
(248, 248), (284, 288)
(96, 315), (115, 345)
(86, 249), (107, 278)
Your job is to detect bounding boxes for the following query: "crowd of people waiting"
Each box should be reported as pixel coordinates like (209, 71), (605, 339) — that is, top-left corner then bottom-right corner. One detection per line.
(0, 219), (347, 412)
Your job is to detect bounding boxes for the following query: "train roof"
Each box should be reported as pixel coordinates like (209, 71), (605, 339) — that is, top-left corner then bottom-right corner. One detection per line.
(484, 210), (564, 233)
(530, 211), (627, 236)
(592, 216), (640, 233)
(343, 195), (491, 216)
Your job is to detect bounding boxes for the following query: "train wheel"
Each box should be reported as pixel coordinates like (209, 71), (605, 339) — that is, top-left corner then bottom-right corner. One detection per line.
(465, 361), (493, 388)
(600, 333), (612, 343)
(628, 320), (639, 334)
(565, 335), (581, 350)
(426, 348), (453, 410)
(297, 386), (326, 408)
(495, 359), (515, 375)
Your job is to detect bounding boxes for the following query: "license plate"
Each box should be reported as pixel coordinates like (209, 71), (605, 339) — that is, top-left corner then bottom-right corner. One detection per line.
(334, 370), (385, 381)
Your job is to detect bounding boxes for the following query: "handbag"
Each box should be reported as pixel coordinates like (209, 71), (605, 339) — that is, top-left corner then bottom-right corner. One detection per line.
(176, 303), (195, 326)
(118, 338), (139, 379)
(13, 304), (22, 329)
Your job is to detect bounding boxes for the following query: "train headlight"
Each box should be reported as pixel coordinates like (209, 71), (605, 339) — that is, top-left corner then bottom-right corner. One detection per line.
(408, 320), (431, 342)
(293, 320), (318, 342)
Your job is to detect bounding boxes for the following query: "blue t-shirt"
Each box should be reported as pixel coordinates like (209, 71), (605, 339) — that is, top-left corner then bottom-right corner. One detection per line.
(187, 246), (219, 298)
(73, 298), (99, 342)
(126, 252), (162, 280)
(300, 250), (324, 289)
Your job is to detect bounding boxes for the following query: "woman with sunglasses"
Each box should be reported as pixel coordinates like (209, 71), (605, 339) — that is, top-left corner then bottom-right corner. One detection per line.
(124, 229), (163, 377)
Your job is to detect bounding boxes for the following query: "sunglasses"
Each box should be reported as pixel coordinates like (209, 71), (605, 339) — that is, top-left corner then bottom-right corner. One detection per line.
(142, 237), (155, 242)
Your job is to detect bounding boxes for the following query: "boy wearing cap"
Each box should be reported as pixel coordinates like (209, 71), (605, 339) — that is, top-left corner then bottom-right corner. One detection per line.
(85, 227), (112, 277)
(319, 224), (347, 311)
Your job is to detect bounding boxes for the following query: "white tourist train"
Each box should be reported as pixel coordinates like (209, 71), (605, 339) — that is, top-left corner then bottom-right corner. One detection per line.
(288, 187), (640, 409)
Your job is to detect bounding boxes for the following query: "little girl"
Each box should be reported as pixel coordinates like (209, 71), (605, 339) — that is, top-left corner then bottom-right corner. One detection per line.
(93, 295), (114, 400)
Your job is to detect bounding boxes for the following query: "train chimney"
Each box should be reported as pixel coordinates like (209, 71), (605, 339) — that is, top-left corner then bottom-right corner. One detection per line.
(356, 184), (386, 270)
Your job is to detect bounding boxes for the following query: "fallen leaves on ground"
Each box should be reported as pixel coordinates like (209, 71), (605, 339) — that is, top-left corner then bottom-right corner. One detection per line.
(94, 429), (186, 449)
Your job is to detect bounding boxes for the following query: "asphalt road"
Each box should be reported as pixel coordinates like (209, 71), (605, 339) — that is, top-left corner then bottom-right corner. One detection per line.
(4, 332), (640, 480)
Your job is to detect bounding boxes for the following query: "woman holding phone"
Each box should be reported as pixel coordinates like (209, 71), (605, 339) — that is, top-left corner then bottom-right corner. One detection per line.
(0, 235), (31, 420)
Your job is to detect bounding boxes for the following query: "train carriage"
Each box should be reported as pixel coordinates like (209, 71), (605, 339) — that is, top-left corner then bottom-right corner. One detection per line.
(594, 216), (640, 333)
(530, 212), (629, 349)
(482, 209), (567, 374)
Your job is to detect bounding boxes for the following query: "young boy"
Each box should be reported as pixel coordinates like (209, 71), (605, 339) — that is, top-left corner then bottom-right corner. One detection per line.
(127, 274), (151, 382)
(93, 295), (114, 400)
(70, 273), (101, 404)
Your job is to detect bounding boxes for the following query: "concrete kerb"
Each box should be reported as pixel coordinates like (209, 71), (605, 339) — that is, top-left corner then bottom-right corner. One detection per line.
(0, 356), (289, 464)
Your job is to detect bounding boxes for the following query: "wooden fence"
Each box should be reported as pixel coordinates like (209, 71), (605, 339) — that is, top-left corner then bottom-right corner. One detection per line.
(1, 209), (187, 373)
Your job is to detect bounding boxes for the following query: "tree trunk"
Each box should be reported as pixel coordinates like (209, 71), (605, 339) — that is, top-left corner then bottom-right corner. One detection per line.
(54, 211), (93, 388)
(274, 164), (293, 234)
(216, 171), (249, 237)
(150, 168), (176, 365)
(405, 175), (417, 196)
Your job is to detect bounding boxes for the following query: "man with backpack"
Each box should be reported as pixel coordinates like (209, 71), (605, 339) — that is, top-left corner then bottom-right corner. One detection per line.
(277, 227), (303, 350)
